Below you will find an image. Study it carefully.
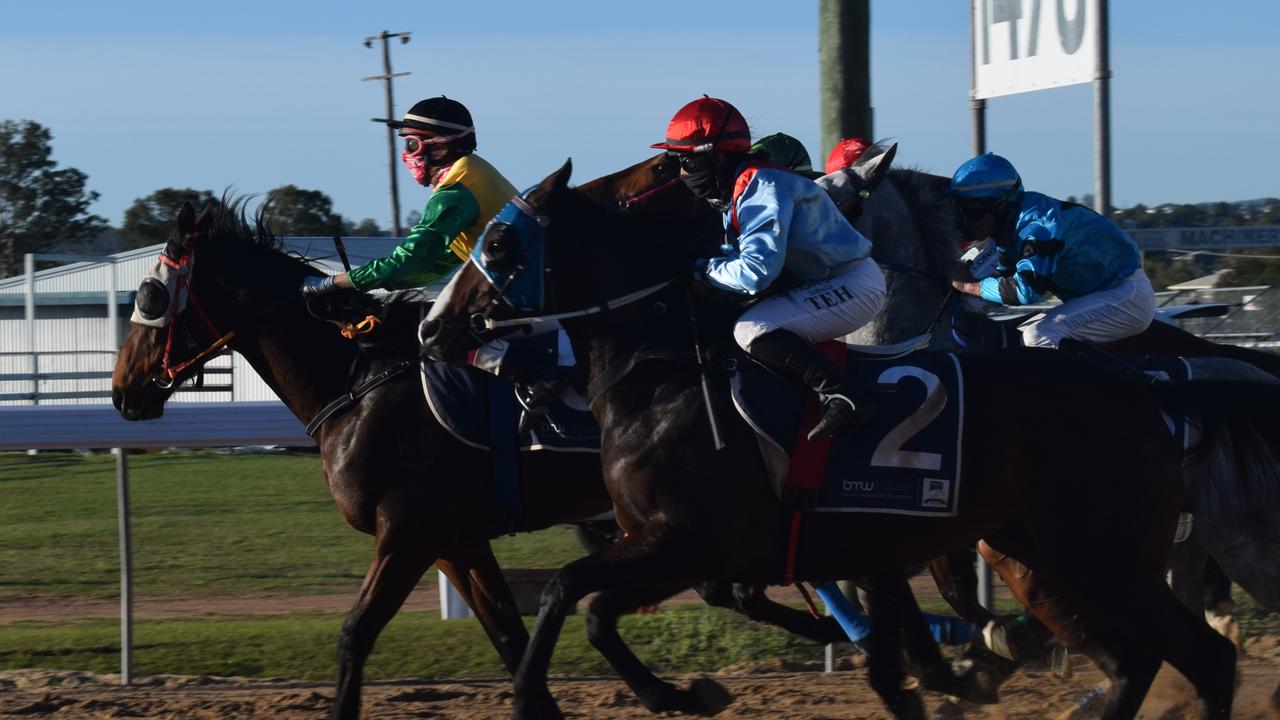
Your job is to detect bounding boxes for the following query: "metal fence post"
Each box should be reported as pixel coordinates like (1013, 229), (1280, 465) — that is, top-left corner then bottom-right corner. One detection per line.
(115, 448), (134, 684)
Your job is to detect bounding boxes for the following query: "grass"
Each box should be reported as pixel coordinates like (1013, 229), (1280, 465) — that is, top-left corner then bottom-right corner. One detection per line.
(0, 605), (841, 681)
(0, 450), (587, 600)
(1, 450), (1275, 681)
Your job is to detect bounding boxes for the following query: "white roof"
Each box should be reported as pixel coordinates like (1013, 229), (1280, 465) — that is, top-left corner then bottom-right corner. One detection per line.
(0, 237), (405, 297)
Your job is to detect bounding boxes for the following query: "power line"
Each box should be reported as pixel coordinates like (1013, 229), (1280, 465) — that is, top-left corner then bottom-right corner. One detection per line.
(363, 30), (411, 238)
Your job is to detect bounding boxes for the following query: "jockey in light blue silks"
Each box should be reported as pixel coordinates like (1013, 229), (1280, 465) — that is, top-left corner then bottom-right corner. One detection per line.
(653, 96), (887, 441)
(948, 153), (1155, 348)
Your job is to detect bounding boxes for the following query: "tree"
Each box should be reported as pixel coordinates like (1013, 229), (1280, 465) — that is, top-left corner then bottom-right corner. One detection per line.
(344, 218), (386, 237)
(120, 188), (219, 251)
(0, 120), (108, 277)
(262, 184), (345, 237)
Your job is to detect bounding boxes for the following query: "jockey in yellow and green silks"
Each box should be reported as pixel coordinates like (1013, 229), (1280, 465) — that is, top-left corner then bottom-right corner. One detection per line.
(301, 96), (517, 295)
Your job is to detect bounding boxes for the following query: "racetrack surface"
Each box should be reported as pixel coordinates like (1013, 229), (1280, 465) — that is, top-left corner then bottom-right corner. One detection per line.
(1, 637), (1278, 719)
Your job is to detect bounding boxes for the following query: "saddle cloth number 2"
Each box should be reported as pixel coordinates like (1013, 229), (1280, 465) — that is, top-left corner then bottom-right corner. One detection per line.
(869, 366), (945, 472)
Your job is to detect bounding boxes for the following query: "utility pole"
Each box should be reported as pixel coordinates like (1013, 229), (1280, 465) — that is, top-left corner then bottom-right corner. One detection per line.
(363, 30), (412, 237)
(818, 0), (873, 161)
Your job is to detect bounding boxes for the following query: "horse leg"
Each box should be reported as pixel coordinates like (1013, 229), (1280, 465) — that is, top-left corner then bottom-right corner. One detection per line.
(511, 532), (702, 720)
(587, 581), (732, 715)
(929, 547), (997, 627)
(978, 537), (1163, 720)
(863, 573), (927, 720)
(717, 582), (847, 644)
(1167, 532), (1209, 615)
(333, 531), (436, 720)
(1117, 578), (1236, 719)
(436, 543), (529, 674)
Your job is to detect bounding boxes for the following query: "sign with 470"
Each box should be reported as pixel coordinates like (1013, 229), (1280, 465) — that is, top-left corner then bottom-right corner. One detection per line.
(972, 0), (1097, 99)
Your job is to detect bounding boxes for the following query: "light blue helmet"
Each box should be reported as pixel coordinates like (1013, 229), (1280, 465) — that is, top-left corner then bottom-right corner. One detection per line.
(950, 153), (1022, 202)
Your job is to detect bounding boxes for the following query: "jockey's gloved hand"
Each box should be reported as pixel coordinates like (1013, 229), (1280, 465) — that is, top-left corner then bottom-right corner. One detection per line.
(691, 257), (710, 283)
(300, 275), (338, 296)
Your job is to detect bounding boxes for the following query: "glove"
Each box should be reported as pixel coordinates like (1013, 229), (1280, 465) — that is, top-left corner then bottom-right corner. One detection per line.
(691, 257), (709, 283)
(301, 275), (338, 296)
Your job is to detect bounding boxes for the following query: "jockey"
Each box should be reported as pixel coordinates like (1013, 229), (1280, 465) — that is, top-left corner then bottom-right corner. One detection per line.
(302, 96), (516, 294)
(653, 96), (887, 441)
(749, 133), (822, 179)
(948, 153), (1155, 348)
(300, 97), (563, 428)
(824, 137), (871, 175)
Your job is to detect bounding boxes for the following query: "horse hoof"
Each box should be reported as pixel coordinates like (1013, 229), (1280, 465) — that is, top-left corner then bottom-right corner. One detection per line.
(512, 690), (564, 720)
(689, 677), (732, 716)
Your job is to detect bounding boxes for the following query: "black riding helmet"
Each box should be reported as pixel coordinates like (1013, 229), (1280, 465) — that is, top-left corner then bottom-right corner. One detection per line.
(378, 96), (478, 154)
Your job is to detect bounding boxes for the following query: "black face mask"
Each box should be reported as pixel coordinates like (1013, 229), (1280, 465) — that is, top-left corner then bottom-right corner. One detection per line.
(681, 170), (727, 210)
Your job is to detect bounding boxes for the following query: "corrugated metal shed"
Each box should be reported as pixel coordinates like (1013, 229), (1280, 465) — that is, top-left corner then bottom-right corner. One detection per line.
(0, 237), (412, 406)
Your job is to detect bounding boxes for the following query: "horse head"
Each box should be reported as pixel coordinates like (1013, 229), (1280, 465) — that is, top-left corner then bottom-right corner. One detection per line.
(420, 159), (713, 364)
(112, 198), (317, 419)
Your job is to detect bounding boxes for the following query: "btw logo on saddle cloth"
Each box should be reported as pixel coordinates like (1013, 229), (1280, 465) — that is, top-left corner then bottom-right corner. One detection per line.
(732, 347), (965, 517)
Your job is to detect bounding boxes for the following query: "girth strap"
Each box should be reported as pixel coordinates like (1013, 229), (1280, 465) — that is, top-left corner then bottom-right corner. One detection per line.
(305, 360), (416, 437)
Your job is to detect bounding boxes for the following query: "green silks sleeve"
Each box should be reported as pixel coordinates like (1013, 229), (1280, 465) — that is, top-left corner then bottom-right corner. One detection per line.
(347, 183), (480, 291)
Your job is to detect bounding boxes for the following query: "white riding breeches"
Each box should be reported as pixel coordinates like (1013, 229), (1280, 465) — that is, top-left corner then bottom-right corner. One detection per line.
(733, 257), (887, 350)
(1019, 268), (1156, 348)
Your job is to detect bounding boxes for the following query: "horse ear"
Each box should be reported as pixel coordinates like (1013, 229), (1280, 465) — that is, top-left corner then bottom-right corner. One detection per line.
(171, 201), (198, 251)
(528, 159), (574, 207)
(852, 142), (897, 184)
(552, 158), (572, 190)
(195, 202), (215, 229)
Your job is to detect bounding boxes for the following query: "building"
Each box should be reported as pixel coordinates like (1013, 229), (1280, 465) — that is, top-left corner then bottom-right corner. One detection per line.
(0, 237), (404, 405)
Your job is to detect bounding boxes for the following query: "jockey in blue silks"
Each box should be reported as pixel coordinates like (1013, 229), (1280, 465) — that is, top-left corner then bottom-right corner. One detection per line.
(948, 153), (1155, 348)
(653, 96), (887, 441)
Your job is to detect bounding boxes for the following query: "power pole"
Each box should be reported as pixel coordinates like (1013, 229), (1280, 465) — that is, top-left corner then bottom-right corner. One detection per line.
(363, 30), (412, 237)
(819, 0), (873, 161)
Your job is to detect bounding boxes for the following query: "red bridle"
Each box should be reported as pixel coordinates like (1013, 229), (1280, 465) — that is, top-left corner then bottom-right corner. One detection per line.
(153, 247), (236, 388)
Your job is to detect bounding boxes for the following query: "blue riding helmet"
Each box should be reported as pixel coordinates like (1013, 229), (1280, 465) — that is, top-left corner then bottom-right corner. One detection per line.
(950, 153), (1023, 202)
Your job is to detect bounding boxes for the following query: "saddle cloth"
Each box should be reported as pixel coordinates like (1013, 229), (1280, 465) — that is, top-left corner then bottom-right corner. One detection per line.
(732, 348), (965, 517)
(420, 361), (600, 453)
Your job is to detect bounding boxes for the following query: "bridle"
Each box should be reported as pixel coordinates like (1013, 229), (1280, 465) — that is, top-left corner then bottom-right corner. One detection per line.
(151, 241), (237, 389)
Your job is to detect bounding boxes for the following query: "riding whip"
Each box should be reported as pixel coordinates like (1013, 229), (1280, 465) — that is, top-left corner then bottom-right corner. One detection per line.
(685, 284), (726, 451)
(333, 236), (352, 272)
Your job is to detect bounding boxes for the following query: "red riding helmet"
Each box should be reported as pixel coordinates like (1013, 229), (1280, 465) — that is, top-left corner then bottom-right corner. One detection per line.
(651, 96), (751, 154)
(824, 137), (871, 175)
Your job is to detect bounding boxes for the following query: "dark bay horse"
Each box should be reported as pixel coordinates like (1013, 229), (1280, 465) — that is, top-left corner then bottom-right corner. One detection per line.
(110, 201), (615, 720)
(420, 160), (1256, 720)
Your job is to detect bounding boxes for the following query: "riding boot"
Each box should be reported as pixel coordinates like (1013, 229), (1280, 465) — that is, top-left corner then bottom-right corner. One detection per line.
(746, 330), (877, 442)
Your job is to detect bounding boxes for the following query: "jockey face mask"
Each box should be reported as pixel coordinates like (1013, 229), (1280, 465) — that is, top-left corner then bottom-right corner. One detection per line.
(673, 152), (729, 211)
(131, 249), (192, 327)
(469, 189), (548, 312)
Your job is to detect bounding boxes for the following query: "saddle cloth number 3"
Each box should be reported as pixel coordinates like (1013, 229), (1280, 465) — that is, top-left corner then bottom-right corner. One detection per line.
(870, 367), (945, 472)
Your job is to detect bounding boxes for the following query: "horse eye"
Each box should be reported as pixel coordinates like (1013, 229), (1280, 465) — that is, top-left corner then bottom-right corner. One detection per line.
(653, 162), (673, 178)
(482, 224), (518, 268)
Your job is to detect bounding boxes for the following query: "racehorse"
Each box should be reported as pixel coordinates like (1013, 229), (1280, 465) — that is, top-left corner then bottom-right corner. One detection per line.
(853, 155), (1280, 626)
(420, 160), (1257, 720)
(106, 166), (941, 720)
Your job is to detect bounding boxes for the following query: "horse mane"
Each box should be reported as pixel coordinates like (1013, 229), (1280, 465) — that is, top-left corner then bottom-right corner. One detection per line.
(883, 167), (962, 280)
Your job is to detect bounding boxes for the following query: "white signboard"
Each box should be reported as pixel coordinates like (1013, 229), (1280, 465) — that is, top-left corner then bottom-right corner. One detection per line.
(972, 0), (1096, 99)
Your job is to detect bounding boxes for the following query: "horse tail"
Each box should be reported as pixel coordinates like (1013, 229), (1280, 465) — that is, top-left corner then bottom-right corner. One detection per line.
(1154, 365), (1280, 610)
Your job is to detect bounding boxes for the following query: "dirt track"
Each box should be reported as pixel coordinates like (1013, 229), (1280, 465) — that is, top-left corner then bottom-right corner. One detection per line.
(1, 638), (1278, 719)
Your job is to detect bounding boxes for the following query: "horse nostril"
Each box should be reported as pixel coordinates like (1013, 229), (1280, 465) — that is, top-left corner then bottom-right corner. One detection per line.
(112, 389), (124, 411)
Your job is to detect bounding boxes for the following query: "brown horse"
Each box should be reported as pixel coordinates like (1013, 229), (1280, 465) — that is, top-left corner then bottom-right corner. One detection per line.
(420, 160), (1253, 720)
(107, 164), (926, 720)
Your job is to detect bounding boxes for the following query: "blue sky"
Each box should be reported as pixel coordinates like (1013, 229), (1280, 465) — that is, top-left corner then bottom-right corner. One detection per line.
(2, 1), (1276, 230)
